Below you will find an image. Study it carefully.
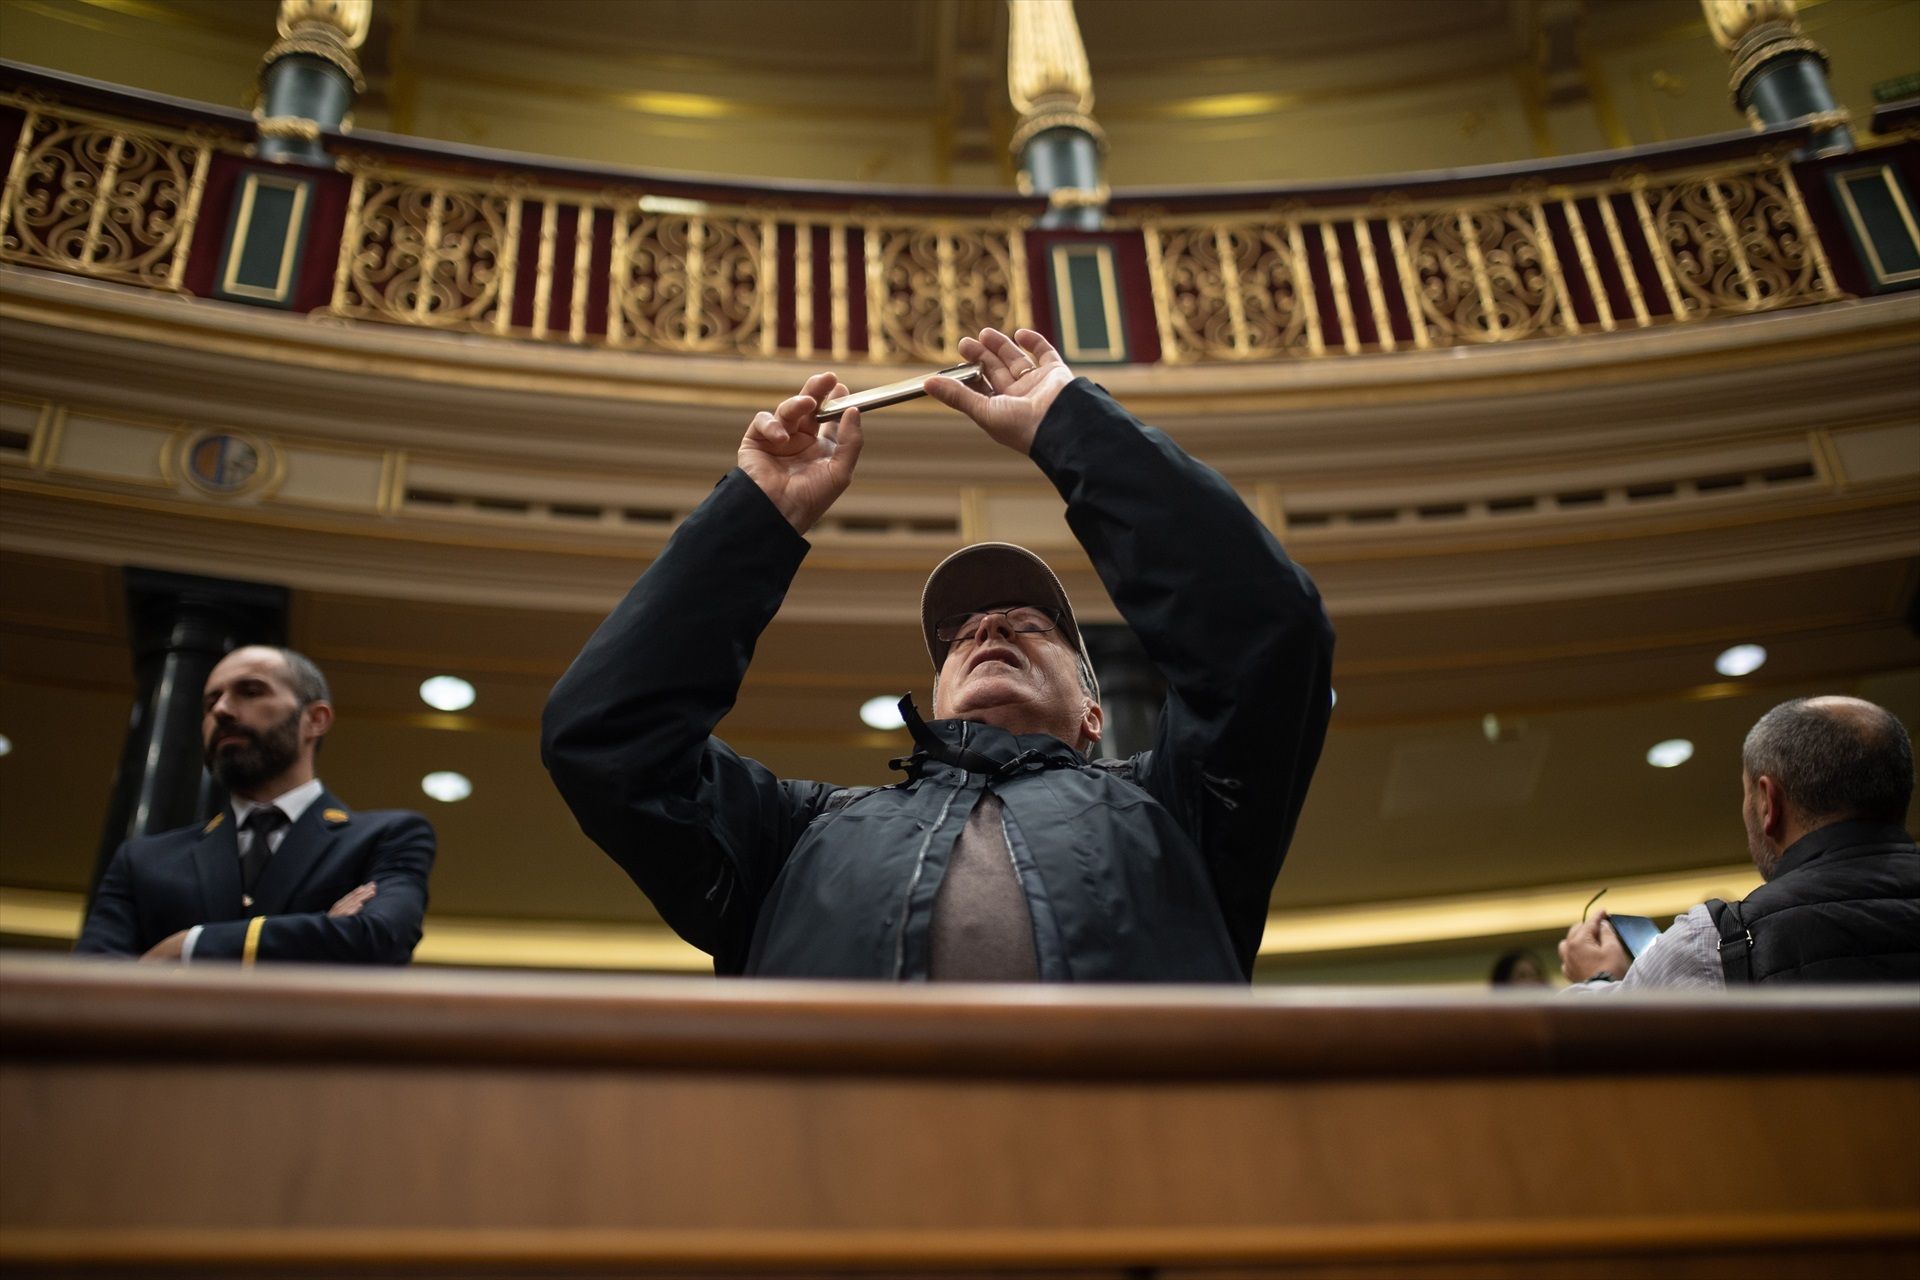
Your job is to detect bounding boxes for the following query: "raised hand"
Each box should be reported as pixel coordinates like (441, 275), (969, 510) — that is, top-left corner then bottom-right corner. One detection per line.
(737, 370), (865, 534)
(924, 327), (1075, 455)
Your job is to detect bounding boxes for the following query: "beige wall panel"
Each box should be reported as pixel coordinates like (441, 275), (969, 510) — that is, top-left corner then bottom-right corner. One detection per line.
(1592, 38), (1735, 147)
(1591, 0), (1920, 148)
(971, 490), (1076, 550)
(48, 414), (170, 484)
(1812, 0), (1920, 131)
(1543, 99), (1613, 157)
(406, 82), (940, 186)
(276, 448), (385, 511)
(1831, 423), (1920, 486)
(1105, 75), (1534, 186)
(0, 1), (263, 110)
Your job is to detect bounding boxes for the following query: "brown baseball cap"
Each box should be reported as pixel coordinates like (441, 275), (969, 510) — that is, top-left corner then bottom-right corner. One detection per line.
(920, 542), (1099, 701)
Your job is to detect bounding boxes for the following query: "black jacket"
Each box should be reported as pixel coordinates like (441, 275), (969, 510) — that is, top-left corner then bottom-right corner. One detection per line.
(542, 379), (1334, 980)
(75, 790), (434, 964)
(1708, 820), (1920, 983)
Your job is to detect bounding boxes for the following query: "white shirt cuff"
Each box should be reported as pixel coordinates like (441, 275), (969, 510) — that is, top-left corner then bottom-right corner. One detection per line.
(181, 924), (204, 963)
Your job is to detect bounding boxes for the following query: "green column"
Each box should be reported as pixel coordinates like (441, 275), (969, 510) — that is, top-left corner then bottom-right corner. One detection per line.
(1008, 0), (1108, 230)
(1704, 0), (1853, 155)
(255, 0), (371, 164)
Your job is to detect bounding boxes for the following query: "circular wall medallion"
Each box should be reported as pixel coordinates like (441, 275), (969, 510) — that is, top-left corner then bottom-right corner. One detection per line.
(178, 430), (278, 498)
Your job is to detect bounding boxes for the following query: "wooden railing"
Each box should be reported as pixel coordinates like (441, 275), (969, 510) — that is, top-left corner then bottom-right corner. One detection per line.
(3, 958), (1918, 1278)
(1, 59), (1911, 373)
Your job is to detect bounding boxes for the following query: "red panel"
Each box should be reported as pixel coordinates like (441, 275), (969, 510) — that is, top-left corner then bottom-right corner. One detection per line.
(291, 165), (351, 313)
(1022, 229), (1161, 365)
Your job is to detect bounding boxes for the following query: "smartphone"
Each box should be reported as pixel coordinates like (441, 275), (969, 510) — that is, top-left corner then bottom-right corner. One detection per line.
(816, 363), (983, 421)
(1606, 913), (1663, 959)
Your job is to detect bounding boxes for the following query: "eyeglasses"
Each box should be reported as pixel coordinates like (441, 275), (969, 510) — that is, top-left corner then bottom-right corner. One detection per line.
(1582, 888), (1608, 921)
(935, 606), (1063, 646)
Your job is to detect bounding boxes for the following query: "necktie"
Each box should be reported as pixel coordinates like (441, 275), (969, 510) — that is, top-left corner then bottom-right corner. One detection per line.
(239, 807), (289, 897)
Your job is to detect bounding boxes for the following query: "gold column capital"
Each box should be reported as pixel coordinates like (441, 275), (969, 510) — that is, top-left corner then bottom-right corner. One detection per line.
(1701, 0), (1799, 50)
(1700, 0), (1825, 105)
(1007, 0), (1104, 155)
(278, 0), (372, 46)
(262, 0), (372, 92)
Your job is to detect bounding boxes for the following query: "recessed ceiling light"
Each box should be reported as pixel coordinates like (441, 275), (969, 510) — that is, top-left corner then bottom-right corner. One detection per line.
(1715, 644), (1767, 678)
(0, 734), (11, 757)
(420, 675), (476, 712)
(421, 770), (472, 802)
(1646, 739), (1694, 769)
(860, 695), (906, 731)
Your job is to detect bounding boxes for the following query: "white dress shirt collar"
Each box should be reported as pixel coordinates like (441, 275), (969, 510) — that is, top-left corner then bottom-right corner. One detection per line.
(231, 776), (326, 829)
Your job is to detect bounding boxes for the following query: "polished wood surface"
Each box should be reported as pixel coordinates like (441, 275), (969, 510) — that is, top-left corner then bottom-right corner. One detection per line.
(2, 957), (1917, 1277)
(5, 955), (1918, 1076)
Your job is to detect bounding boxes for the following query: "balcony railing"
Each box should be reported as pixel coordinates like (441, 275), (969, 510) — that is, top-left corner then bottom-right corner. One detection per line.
(3, 61), (1912, 368)
(329, 162), (1034, 361)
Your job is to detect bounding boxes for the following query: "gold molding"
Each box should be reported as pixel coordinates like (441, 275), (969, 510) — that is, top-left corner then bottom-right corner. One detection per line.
(219, 171), (310, 303)
(376, 449), (408, 516)
(1048, 242), (1124, 363)
(29, 403), (64, 472)
(1831, 164), (1920, 287)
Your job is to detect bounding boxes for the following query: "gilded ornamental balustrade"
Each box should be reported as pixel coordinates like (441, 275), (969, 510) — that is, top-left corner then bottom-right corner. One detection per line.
(1138, 155), (1841, 362)
(0, 97), (215, 291)
(3, 64), (1909, 369)
(329, 163), (1032, 360)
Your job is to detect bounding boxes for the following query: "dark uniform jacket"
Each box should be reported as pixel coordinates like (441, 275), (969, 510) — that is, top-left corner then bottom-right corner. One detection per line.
(1708, 820), (1920, 983)
(542, 379), (1334, 980)
(75, 790), (434, 964)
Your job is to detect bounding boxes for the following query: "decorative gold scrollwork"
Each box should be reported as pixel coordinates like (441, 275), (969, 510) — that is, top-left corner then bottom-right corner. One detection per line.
(1393, 205), (1570, 345)
(0, 107), (212, 289)
(1141, 156), (1839, 362)
(608, 209), (772, 353)
(1645, 168), (1838, 314)
(867, 221), (1026, 362)
(332, 171), (519, 332)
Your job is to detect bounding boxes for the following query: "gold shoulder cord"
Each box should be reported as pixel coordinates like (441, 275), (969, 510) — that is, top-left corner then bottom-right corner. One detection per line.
(241, 916), (266, 967)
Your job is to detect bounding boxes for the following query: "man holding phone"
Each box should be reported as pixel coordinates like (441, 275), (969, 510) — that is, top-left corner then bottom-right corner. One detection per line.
(1559, 696), (1917, 989)
(542, 327), (1333, 981)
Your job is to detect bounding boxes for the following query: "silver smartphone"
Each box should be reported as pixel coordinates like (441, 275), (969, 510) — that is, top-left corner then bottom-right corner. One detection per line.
(816, 363), (983, 421)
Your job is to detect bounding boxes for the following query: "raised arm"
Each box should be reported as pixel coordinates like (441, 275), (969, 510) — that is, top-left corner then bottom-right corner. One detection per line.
(932, 329), (1334, 973)
(540, 374), (863, 971)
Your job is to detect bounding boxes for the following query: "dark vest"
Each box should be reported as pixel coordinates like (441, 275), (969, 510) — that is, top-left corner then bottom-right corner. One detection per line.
(1707, 820), (1920, 984)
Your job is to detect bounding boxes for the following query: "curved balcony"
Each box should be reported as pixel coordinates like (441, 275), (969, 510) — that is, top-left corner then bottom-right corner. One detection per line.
(2, 61), (1917, 977)
(2, 60), (1910, 365)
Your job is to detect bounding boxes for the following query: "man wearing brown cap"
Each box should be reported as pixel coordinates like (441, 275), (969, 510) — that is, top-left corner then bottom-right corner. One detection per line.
(543, 327), (1333, 980)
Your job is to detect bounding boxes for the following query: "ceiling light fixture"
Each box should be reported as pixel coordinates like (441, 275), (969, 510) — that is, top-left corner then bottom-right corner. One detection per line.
(860, 695), (906, 731)
(421, 771), (473, 803)
(0, 734), (11, 757)
(1646, 739), (1694, 769)
(420, 676), (476, 712)
(1714, 644), (1767, 678)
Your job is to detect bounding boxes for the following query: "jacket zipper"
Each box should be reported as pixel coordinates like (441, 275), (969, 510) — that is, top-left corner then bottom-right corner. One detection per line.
(892, 770), (968, 979)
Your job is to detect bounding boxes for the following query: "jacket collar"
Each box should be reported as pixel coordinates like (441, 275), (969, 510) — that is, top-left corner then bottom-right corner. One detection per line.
(247, 790), (351, 914)
(891, 695), (1085, 780)
(191, 790), (353, 916)
(1769, 818), (1917, 881)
